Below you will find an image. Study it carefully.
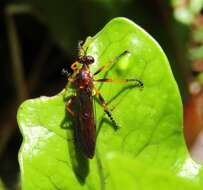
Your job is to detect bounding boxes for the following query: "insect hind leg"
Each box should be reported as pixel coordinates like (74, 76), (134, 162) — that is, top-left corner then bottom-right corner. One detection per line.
(96, 92), (120, 129)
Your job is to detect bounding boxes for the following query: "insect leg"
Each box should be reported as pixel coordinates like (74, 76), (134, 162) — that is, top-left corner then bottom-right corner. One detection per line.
(61, 69), (75, 86)
(61, 68), (72, 78)
(65, 96), (76, 116)
(62, 62), (79, 78)
(70, 61), (80, 73)
(94, 78), (143, 88)
(95, 89), (119, 129)
(94, 50), (129, 76)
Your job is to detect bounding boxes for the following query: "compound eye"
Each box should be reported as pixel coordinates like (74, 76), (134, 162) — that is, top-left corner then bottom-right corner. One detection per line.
(88, 56), (95, 64)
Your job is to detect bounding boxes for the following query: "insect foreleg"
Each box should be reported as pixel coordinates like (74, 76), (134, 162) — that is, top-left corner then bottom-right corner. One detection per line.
(94, 50), (129, 76)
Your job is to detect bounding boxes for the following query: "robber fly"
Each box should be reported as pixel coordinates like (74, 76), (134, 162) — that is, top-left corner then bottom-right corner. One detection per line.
(62, 41), (143, 159)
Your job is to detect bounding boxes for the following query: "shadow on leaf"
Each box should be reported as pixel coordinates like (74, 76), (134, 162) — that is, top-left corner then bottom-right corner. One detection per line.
(60, 102), (89, 185)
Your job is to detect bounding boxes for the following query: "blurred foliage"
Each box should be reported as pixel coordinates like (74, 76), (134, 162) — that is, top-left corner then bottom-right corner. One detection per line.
(0, 179), (5, 190)
(171, 0), (203, 25)
(171, 0), (203, 164)
(14, 0), (136, 53)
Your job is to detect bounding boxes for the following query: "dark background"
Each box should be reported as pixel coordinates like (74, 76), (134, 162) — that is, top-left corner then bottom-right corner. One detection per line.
(0, 0), (203, 189)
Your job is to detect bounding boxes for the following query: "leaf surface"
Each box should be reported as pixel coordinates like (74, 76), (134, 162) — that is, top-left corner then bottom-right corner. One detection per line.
(17, 17), (203, 190)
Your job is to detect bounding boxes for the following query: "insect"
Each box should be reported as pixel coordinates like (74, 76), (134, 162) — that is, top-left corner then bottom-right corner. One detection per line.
(62, 41), (143, 159)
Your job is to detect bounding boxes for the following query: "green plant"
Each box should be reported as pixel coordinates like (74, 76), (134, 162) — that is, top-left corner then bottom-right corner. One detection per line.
(17, 17), (203, 190)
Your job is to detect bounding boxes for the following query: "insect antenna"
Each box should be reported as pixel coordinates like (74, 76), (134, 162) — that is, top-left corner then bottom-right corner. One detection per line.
(61, 68), (71, 78)
(78, 40), (84, 56)
(78, 40), (90, 56)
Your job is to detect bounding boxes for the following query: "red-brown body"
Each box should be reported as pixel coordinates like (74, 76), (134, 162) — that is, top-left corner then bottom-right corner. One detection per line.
(72, 64), (96, 158)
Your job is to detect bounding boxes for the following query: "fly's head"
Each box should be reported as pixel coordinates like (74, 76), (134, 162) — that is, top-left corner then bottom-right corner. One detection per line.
(77, 55), (95, 65)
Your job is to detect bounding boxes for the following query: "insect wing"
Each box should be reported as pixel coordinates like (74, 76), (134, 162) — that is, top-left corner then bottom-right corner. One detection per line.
(73, 90), (96, 158)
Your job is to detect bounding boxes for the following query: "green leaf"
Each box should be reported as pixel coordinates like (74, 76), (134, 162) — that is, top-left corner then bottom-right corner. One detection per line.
(17, 17), (203, 190)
